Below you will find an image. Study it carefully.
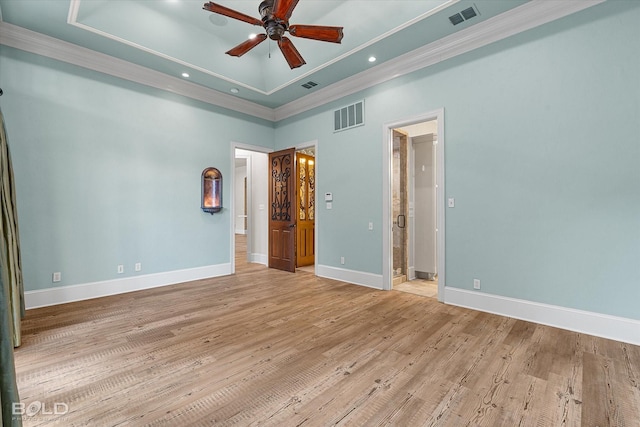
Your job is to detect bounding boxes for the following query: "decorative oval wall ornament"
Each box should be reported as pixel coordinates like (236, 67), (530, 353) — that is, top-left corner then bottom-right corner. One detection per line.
(201, 167), (222, 214)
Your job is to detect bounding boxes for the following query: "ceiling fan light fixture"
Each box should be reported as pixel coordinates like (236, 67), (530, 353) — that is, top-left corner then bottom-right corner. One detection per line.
(203, 0), (343, 69)
(266, 21), (286, 40)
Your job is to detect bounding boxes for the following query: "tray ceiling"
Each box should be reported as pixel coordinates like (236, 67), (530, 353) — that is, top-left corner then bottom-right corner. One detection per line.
(0, 0), (531, 107)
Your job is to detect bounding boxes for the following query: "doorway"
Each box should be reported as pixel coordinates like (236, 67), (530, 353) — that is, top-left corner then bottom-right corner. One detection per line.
(383, 110), (445, 301)
(232, 145), (270, 273)
(392, 129), (409, 286)
(232, 143), (317, 275)
(267, 145), (317, 273)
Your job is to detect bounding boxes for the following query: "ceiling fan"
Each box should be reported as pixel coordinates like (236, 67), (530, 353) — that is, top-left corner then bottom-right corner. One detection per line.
(203, 0), (344, 69)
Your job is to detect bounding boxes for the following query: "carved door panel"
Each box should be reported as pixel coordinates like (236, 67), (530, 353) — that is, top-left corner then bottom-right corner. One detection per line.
(269, 148), (296, 272)
(296, 153), (315, 267)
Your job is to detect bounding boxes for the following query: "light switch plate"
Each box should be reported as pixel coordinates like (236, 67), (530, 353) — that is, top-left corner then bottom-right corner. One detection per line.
(326, 202), (332, 209)
(448, 198), (455, 208)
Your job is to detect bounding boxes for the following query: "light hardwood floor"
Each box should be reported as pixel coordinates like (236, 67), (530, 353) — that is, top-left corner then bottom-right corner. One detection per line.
(394, 279), (438, 299)
(13, 237), (640, 426)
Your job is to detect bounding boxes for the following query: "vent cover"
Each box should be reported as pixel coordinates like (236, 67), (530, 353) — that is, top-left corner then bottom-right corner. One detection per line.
(449, 6), (479, 25)
(334, 100), (364, 132)
(301, 81), (318, 89)
(461, 6), (477, 20)
(449, 13), (464, 25)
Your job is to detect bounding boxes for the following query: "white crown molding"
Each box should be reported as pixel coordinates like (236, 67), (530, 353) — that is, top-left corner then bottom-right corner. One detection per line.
(0, 21), (276, 122)
(274, 0), (606, 121)
(1, 0), (605, 123)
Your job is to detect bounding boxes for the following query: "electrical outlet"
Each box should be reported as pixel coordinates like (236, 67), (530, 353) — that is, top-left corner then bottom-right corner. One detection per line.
(135, 262), (141, 272)
(473, 279), (481, 290)
(340, 256), (345, 265)
(448, 197), (455, 208)
(52, 272), (61, 282)
(117, 264), (124, 274)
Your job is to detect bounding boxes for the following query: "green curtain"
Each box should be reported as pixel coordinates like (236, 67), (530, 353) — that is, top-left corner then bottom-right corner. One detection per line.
(0, 106), (24, 427)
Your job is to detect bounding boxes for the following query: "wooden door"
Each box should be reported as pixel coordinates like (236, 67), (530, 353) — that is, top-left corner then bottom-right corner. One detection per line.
(296, 153), (315, 267)
(269, 148), (296, 272)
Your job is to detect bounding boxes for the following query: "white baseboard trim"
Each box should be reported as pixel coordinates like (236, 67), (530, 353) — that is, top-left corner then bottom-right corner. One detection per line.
(444, 287), (640, 346)
(25, 263), (232, 309)
(316, 265), (383, 290)
(408, 267), (416, 281)
(250, 253), (268, 265)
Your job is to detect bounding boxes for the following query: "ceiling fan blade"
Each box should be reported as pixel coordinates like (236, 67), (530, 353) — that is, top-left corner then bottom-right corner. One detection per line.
(226, 34), (268, 57)
(203, 2), (263, 26)
(272, 0), (300, 21)
(288, 25), (344, 43)
(278, 37), (306, 69)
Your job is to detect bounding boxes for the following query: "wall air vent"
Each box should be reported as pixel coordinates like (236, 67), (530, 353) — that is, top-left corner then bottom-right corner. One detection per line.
(301, 81), (318, 89)
(334, 100), (364, 132)
(449, 5), (479, 25)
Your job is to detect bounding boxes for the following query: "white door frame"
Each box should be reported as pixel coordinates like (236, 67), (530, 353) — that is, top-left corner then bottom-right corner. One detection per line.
(230, 142), (272, 275)
(382, 109), (445, 301)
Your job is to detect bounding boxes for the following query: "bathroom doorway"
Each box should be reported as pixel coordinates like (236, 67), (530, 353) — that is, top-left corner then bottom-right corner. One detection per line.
(383, 110), (445, 301)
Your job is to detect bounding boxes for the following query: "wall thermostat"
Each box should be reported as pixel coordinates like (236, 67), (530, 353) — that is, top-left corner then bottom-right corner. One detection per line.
(324, 192), (333, 202)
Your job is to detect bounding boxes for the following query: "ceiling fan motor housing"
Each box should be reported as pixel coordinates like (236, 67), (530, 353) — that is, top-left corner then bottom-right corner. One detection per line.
(259, 0), (287, 40)
(203, 0), (342, 69)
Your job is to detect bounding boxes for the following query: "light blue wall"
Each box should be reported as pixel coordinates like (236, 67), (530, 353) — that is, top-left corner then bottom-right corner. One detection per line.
(275, 0), (640, 320)
(0, 46), (274, 291)
(0, 0), (638, 321)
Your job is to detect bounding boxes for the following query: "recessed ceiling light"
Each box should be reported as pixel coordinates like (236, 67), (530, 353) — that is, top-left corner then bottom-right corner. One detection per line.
(368, 56), (377, 63)
(230, 88), (240, 94)
(209, 14), (227, 26)
(181, 72), (190, 78)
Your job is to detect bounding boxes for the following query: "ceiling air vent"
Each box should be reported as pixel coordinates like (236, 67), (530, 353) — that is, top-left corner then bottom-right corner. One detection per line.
(334, 100), (364, 132)
(449, 5), (479, 26)
(461, 6), (477, 20)
(449, 13), (464, 25)
(301, 81), (318, 89)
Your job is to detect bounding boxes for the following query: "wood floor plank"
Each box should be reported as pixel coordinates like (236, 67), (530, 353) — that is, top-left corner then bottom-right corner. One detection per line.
(581, 352), (633, 427)
(12, 235), (640, 426)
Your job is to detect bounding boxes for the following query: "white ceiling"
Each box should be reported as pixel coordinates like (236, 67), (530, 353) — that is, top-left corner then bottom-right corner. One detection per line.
(0, 0), (605, 119)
